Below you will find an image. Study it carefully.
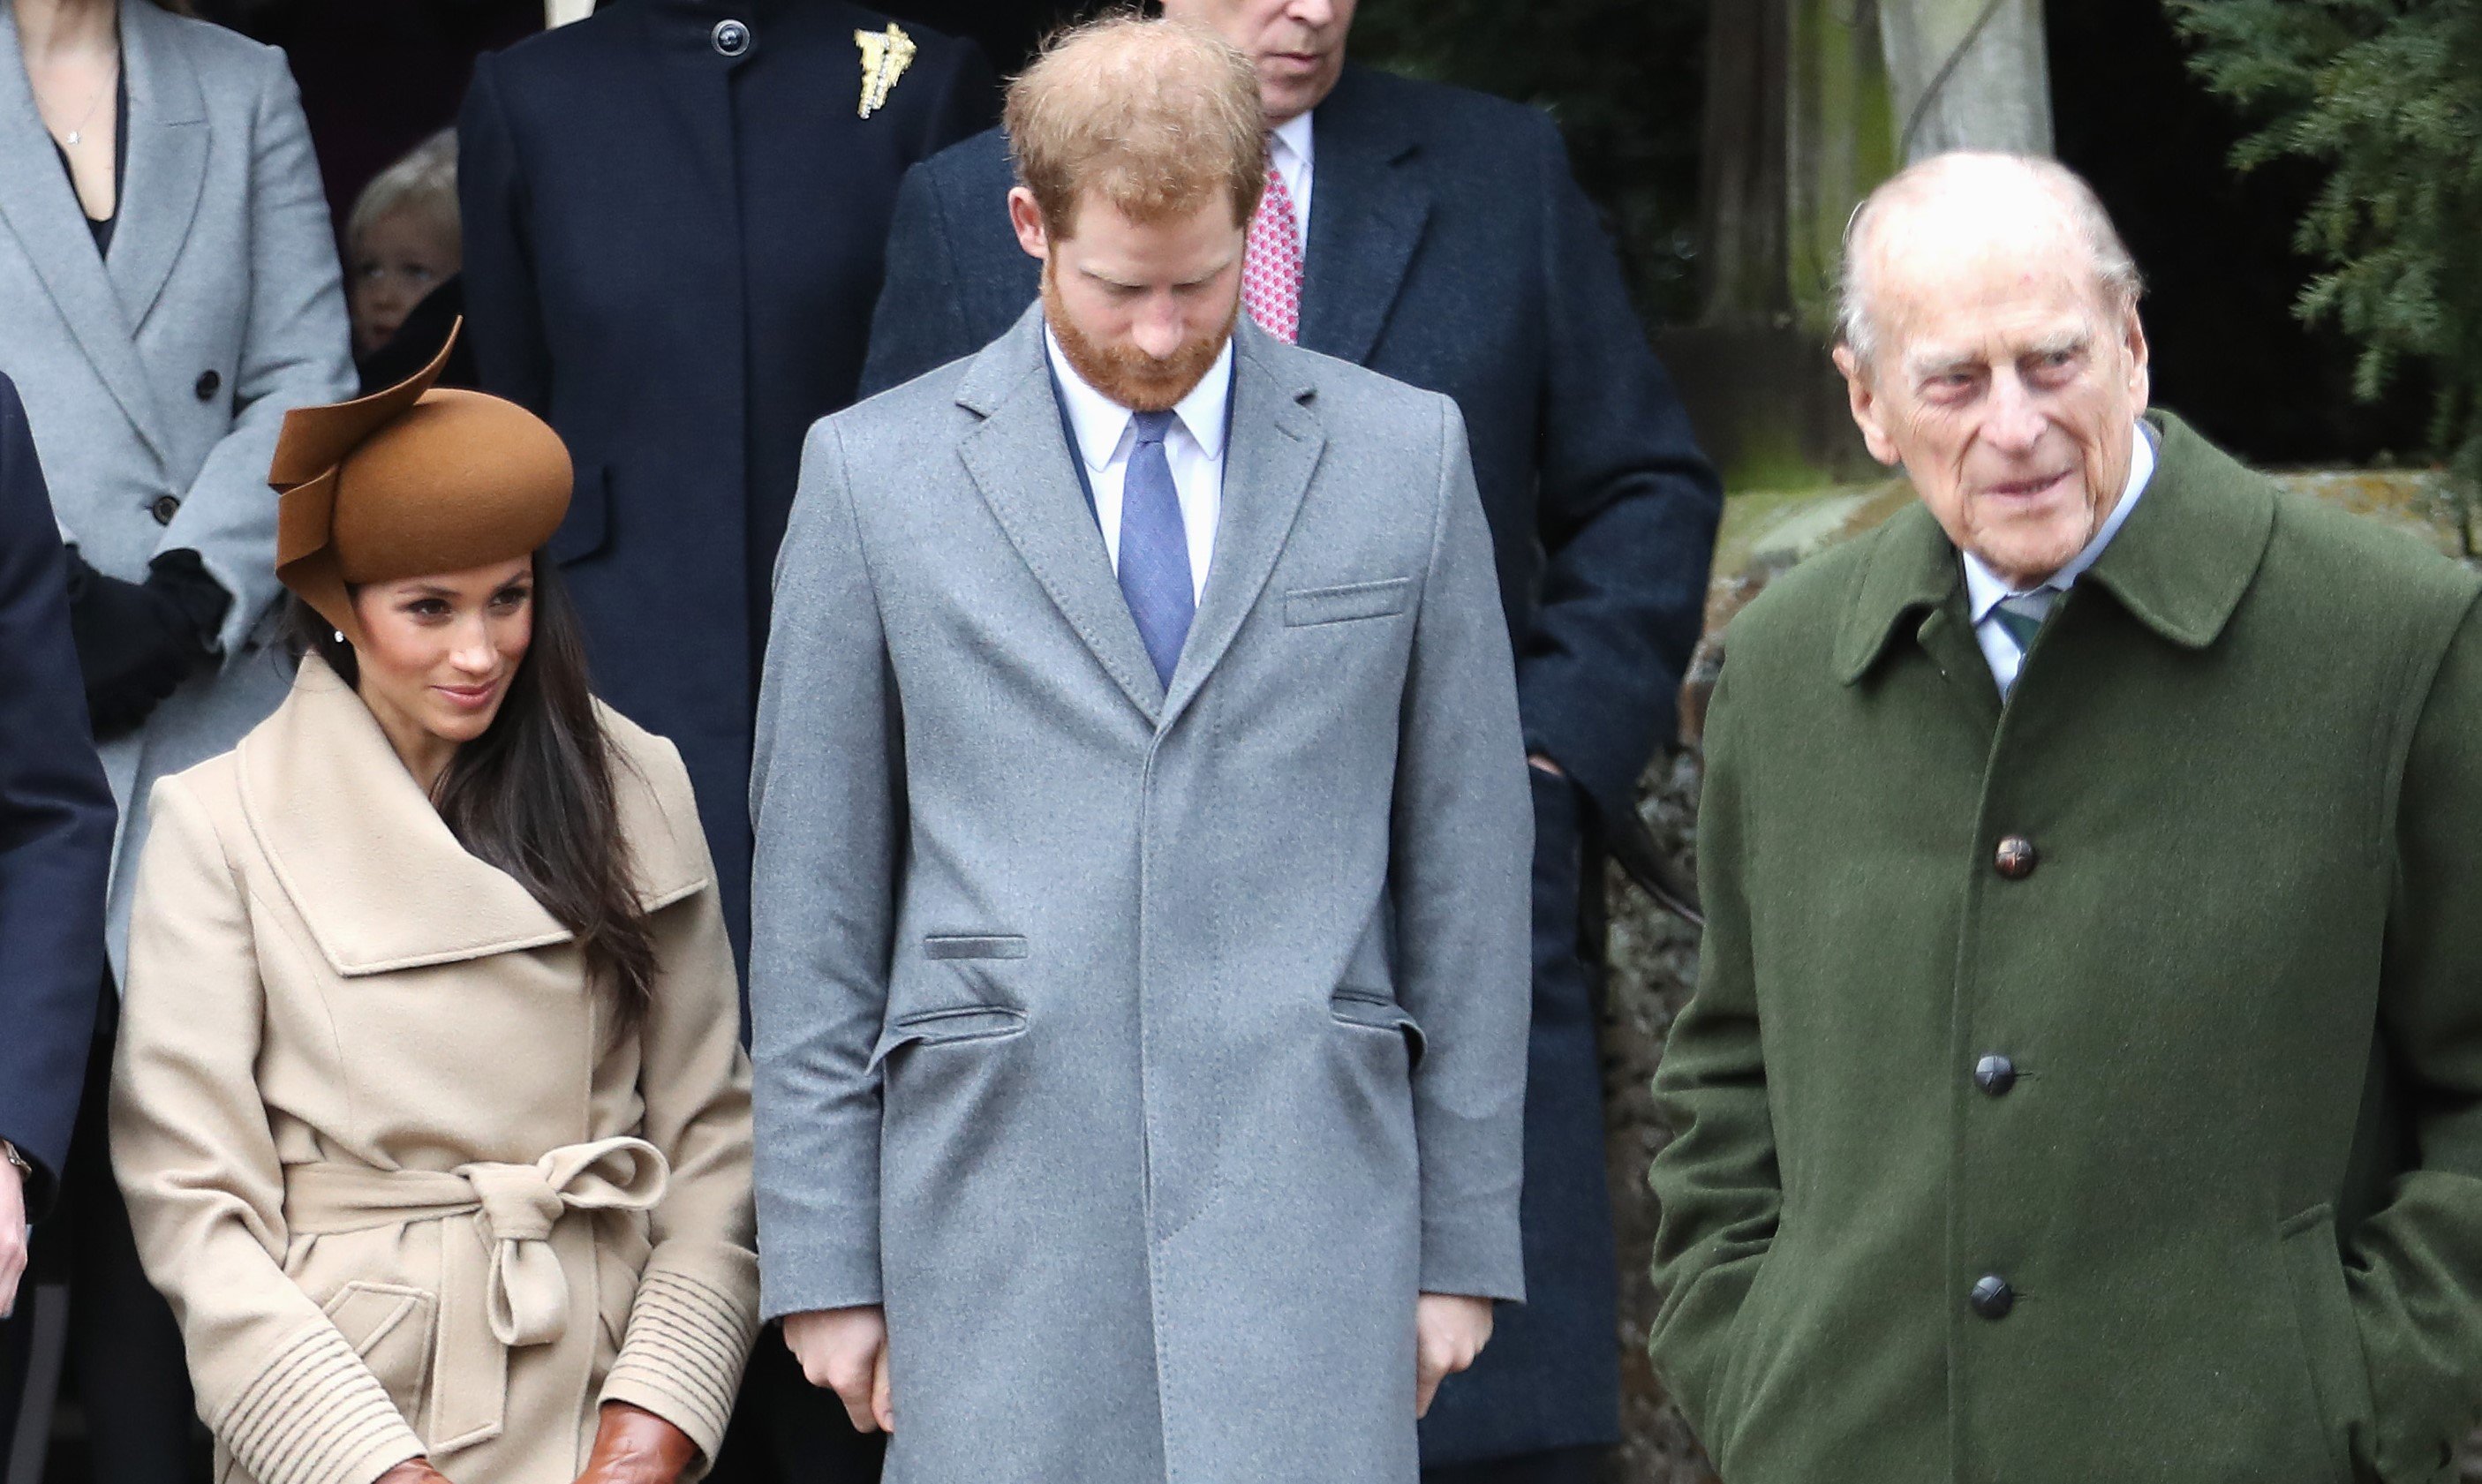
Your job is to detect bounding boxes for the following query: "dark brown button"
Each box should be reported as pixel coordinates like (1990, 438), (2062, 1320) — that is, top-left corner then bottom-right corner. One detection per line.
(1969, 1275), (2015, 1320)
(193, 369), (220, 401)
(1974, 1055), (2017, 1096)
(1994, 835), (2038, 880)
(148, 494), (180, 526)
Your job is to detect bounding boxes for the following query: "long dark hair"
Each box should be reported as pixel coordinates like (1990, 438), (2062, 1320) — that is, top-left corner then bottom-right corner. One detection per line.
(293, 559), (657, 1025)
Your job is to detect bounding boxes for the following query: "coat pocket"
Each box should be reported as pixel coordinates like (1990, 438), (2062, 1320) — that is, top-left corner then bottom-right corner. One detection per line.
(868, 1005), (1029, 1073)
(2278, 1204), (2377, 1481)
(321, 1281), (436, 1432)
(1285, 578), (1414, 627)
(923, 934), (1029, 960)
(1329, 989), (1426, 1070)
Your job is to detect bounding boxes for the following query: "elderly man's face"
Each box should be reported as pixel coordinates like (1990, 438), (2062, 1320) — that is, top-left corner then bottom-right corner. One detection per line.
(1158, 0), (1354, 123)
(1837, 231), (2150, 590)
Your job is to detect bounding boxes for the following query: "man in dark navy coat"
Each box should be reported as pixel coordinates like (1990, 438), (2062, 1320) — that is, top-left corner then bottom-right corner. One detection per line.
(0, 373), (121, 1469)
(860, 4), (1720, 1480)
(458, 9), (992, 1483)
(458, 0), (993, 974)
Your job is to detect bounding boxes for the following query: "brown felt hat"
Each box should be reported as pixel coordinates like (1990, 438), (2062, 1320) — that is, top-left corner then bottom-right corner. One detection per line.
(269, 323), (571, 646)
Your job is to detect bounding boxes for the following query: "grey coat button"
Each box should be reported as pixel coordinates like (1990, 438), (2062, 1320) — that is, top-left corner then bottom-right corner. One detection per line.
(712, 19), (751, 56)
(1974, 1055), (2018, 1096)
(193, 369), (221, 401)
(1970, 1275), (2015, 1320)
(149, 494), (180, 526)
(1994, 835), (2038, 880)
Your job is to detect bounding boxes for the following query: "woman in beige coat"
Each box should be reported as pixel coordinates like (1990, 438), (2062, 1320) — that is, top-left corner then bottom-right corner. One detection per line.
(109, 335), (759, 1484)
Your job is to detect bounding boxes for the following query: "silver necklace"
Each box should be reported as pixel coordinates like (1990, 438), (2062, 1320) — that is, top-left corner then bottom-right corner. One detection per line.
(56, 56), (117, 148)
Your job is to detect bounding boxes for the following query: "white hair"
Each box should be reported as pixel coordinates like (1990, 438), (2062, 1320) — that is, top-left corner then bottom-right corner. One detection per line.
(1836, 151), (2143, 371)
(347, 128), (458, 252)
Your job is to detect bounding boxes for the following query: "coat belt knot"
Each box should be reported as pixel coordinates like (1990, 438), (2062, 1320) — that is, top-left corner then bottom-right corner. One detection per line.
(283, 1136), (670, 1448)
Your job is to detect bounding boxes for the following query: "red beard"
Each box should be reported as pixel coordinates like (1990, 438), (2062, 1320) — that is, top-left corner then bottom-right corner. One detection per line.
(1042, 263), (1237, 413)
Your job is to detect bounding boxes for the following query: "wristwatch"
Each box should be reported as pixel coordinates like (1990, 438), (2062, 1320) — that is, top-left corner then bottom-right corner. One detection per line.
(0, 1141), (30, 1182)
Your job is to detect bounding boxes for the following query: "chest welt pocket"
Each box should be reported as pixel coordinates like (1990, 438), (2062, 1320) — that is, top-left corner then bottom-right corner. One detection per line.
(1285, 578), (1414, 628)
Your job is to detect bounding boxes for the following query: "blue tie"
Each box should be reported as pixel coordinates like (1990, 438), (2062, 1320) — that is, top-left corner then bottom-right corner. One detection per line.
(1119, 410), (1194, 688)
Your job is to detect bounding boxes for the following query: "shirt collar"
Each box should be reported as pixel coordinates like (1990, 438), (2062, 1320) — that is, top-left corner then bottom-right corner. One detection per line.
(1962, 419), (2159, 623)
(1271, 110), (1315, 177)
(1044, 326), (1235, 473)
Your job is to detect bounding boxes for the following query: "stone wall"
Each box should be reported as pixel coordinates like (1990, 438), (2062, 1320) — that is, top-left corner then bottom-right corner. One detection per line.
(1594, 470), (2469, 1480)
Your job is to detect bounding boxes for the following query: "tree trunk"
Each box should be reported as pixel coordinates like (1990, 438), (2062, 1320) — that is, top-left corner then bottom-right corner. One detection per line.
(1878, 0), (2053, 162)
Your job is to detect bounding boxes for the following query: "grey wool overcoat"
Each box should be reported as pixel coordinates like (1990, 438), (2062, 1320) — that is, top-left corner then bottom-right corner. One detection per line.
(0, 0), (355, 976)
(749, 308), (1533, 1484)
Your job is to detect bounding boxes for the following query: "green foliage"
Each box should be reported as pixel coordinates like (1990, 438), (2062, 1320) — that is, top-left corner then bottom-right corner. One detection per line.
(2169, 0), (2482, 494)
(1348, 0), (1709, 326)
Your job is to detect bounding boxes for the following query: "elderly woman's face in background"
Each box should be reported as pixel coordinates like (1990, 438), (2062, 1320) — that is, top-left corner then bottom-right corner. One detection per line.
(1837, 200), (2151, 591)
(350, 208), (459, 358)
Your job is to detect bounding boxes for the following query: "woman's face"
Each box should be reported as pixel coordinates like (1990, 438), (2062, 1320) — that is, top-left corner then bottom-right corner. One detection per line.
(349, 207), (460, 358)
(348, 557), (534, 763)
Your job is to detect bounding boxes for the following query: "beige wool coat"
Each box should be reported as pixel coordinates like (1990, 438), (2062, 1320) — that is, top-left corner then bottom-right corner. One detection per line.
(109, 656), (759, 1484)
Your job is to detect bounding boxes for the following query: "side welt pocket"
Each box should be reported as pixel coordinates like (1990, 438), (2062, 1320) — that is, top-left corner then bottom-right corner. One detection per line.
(1285, 578), (1414, 628)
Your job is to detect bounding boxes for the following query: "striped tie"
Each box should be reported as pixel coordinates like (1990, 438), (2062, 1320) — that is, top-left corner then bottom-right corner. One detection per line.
(1992, 591), (2054, 659)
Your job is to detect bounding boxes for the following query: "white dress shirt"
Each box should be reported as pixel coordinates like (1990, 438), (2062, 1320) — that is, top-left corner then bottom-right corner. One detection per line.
(1044, 328), (1233, 605)
(1270, 111), (1315, 253)
(1962, 421), (2159, 693)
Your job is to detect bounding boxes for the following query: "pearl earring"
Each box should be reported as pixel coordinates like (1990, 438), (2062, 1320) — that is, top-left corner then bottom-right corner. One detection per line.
(333, 629), (345, 644)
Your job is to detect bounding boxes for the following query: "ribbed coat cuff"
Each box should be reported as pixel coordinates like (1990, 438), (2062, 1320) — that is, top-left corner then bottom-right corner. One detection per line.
(600, 1261), (761, 1467)
(215, 1322), (424, 1484)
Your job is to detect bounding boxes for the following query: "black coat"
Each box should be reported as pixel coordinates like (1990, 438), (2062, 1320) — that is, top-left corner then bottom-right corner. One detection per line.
(0, 375), (115, 1221)
(459, 0), (992, 960)
(860, 64), (1722, 1464)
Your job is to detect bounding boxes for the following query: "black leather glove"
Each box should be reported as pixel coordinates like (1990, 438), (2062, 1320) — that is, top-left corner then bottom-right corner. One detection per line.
(64, 547), (229, 740)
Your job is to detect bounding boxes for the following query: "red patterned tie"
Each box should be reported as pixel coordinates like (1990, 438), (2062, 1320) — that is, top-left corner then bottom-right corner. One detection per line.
(1243, 154), (1304, 343)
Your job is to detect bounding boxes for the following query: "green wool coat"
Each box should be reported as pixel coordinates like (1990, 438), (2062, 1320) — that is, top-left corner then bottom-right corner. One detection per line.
(1649, 412), (2482, 1483)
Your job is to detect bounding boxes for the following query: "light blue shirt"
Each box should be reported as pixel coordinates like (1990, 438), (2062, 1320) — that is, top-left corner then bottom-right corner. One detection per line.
(1961, 421), (2159, 693)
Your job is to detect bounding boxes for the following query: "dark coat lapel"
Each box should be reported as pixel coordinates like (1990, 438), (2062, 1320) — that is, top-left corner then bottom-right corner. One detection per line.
(109, 0), (206, 336)
(955, 306), (1166, 724)
(0, 3), (168, 466)
(1300, 65), (1428, 367)
(1161, 320), (1322, 727)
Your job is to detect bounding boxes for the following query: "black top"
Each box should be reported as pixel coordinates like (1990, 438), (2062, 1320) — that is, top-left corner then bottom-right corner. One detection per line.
(49, 72), (128, 257)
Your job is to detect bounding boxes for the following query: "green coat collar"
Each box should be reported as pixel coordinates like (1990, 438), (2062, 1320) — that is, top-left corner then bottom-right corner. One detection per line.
(1832, 411), (2275, 684)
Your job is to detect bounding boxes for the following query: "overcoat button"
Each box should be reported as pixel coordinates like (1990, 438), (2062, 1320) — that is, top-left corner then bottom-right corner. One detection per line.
(1969, 1275), (2015, 1321)
(1994, 835), (2038, 880)
(1973, 1055), (2017, 1096)
(711, 19), (751, 56)
(193, 369), (221, 401)
(149, 494), (180, 526)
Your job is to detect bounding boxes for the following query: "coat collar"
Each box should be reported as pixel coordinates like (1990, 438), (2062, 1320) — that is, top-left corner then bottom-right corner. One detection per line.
(109, 0), (209, 339)
(237, 656), (707, 977)
(955, 305), (1324, 730)
(1833, 411), (2275, 684)
(1300, 64), (1427, 366)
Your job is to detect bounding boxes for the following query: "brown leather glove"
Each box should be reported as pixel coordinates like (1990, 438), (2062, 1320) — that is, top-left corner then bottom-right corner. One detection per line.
(373, 1459), (455, 1484)
(575, 1403), (699, 1484)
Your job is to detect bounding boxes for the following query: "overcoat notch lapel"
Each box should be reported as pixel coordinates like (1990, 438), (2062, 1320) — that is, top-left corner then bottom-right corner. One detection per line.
(1160, 324), (1323, 727)
(956, 312), (1166, 723)
(109, 0), (209, 336)
(0, 4), (170, 469)
(1301, 69), (1428, 366)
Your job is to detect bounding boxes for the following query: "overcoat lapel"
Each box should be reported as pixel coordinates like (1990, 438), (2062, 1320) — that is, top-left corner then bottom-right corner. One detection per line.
(109, 0), (208, 335)
(1161, 322), (1322, 726)
(1300, 66), (1428, 367)
(0, 3), (169, 467)
(955, 309), (1166, 723)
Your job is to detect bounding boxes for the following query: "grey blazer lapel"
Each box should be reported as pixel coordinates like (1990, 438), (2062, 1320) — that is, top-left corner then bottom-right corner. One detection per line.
(1300, 67), (1429, 366)
(956, 307), (1166, 723)
(0, 4), (168, 468)
(110, 0), (208, 335)
(1161, 321), (1323, 725)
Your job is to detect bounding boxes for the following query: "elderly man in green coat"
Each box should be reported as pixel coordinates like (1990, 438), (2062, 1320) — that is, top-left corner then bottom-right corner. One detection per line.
(1648, 150), (2482, 1483)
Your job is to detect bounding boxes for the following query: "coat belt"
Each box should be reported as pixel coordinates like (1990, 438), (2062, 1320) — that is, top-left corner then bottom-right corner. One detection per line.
(283, 1137), (670, 1450)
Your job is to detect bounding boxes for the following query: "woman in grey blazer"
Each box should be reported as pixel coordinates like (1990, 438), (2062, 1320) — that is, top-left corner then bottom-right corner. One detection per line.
(0, 2), (351, 1479)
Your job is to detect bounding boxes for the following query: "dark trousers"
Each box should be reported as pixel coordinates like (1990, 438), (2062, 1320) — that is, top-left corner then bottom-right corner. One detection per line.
(1423, 1443), (1611, 1484)
(0, 995), (203, 1484)
(703, 1330), (883, 1484)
